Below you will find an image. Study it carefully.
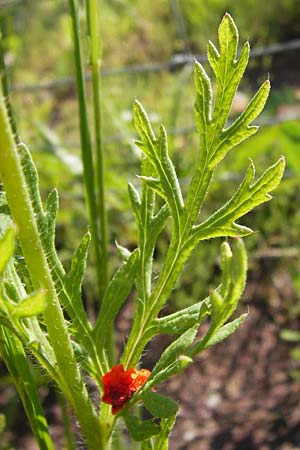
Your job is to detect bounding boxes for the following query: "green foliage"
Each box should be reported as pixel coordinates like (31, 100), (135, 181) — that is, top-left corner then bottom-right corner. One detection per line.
(0, 10), (285, 450)
(124, 413), (160, 442)
(121, 14), (284, 373)
(94, 249), (139, 348)
(142, 391), (178, 418)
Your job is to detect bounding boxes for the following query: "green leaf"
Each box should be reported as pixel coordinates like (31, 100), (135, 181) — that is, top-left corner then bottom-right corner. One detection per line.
(214, 80), (270, 169)
(121, 14), (284, 376)
(134, 101), (183, 225)
(144, 204), (169, 264)
(94, 249), (139, 344)
(11, 291), (46, 320)
(156, 124), (184, 211)
(193, 60), (212, 148)
(3, 280), (21, 304)
(18, 143), (45, 228)
(152, 299), (209, 335)
(124, 413), (160, 442)
(44, 188), (59, 253)
(139, 176), (165, 200)
(142, 390), (178, 418)
(149, 326), (198, 380)
(185, 14), (269, 227)
(145, 357), (193, 390)
(134, 100), (156, 144)
(198, 314), (248, 351)
(128, 182), (141, 222)
(69, 232), (90, 292)
(216, 238), (247, 323)
(67, 232), (91, 319)
(191, 157), (285, 242)
(0, 227), (15, 277)
(188, 239), (247, 357)
(206, 14), (252, 163)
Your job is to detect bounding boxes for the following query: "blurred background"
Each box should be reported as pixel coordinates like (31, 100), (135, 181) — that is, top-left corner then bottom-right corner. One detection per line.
(1, 0), (300, 449)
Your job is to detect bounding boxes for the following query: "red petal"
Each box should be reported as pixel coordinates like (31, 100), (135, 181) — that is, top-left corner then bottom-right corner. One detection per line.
(102, 365), (151, 414)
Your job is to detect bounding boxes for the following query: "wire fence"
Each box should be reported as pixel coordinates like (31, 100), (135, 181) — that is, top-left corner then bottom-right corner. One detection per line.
(9, 37), (300, 93)
(58, 113), (300, 149)
(3, 1), (300, 151)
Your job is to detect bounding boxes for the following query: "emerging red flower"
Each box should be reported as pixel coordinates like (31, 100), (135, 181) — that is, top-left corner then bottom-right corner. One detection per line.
(102, 364), (151, 414)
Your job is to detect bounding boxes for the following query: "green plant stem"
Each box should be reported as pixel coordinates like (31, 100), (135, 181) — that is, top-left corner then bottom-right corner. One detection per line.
(68, 0), (103, 301)
(87, 0), (114, 365)
(0, 93), (103, 450)
(87, 0), (108, 294)
(122, 163), (214, 368)
(122, 237), (186, 367)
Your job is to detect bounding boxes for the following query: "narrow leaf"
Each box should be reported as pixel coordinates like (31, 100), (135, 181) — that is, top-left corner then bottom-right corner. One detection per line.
(94, 249), (139, 342)
(153, 299), (209, 335)
(128, 182), (141, 222)
(68, 232), (90, 308)
(145, 357), (192, 389)
(147, 204), (169, 246)
(45, 188), (59, 244)
(194, 61), (212, 138)
(18, 143), (45, 228)
(201, 314), (248, 350)
(134, 99), (156, 144)
(157, 125), (184, 210)
(187, 239), (247, 356)
(151, 325), (198, 378)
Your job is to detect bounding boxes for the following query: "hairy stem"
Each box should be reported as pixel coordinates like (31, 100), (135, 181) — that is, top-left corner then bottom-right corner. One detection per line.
(0, 93), (103, 450)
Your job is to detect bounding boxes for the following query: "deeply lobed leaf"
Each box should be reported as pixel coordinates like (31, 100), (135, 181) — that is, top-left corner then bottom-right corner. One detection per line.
(191, 157), (285, 243)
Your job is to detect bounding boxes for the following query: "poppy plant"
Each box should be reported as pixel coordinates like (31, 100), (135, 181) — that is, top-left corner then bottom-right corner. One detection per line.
(102, 364), (150, 414)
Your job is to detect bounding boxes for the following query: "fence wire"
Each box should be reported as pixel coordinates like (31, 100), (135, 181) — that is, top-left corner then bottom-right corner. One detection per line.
(9, 37), (300, 94)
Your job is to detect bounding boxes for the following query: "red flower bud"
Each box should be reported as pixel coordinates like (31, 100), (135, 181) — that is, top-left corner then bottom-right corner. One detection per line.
(102, 364), (150, 414)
